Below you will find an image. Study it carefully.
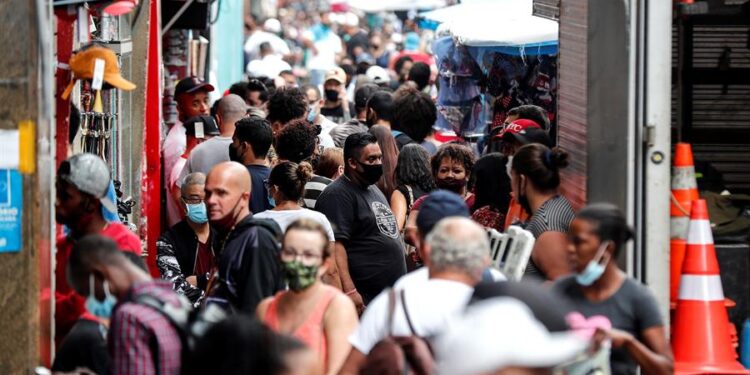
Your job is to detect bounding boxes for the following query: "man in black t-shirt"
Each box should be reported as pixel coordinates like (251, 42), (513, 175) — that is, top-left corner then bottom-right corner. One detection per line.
(315, 133), (406, 312)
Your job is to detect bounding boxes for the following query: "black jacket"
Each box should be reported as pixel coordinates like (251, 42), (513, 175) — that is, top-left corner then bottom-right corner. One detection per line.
(156, 220), (218, 304)
(207, 215), (283, 313)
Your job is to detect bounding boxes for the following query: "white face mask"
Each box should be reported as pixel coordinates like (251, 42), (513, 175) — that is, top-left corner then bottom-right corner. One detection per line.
(505, 155), (514, 178)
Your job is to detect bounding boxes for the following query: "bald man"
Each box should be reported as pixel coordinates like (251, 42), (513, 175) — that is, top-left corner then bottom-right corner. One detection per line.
(179, 94), (249, 180)
(204, 162), (284, 312)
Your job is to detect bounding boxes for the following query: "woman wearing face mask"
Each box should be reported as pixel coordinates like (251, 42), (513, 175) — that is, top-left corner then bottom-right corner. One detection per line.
(156, 172), (217, 307)
(257, 219), (358, 375)
(254, 161), (340, 288)
(552, 204), (673, 375)
(511, 143), (574, 281)
(430, 143), (476, 204)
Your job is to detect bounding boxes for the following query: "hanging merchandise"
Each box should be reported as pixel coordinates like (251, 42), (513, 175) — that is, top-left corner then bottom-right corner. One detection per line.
(79, 112), (116, 162)
(432, 36), (485, 136)
(61, 44), (136, 100)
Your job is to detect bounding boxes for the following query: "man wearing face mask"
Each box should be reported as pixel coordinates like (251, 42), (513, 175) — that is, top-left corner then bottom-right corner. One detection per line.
(228, 116), (274, 214)
(315, 132), (406, 313)
(67, 235), (184, 375)
(204, 162), (284, 312)
(54, 153), (142, 343)
(157, 173), (217, 307)
(319, 67), (354, 124)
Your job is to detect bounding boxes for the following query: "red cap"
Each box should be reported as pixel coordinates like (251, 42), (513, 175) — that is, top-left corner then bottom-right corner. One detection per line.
(494, 119), (542, 140)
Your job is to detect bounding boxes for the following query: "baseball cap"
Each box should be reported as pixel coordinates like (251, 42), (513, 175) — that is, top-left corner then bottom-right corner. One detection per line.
(354, 83), (380, 110)
(471, 281), (574, 332)
(494, 119), (541, 140)
(324, 67), (347, 85)
(503, 126), (553, 147)
(263, 18), (282, 34)
(416, 190), (470, 235)
(57, 153), (117, 212)
(61, 45), (137, 100)
(174, 76), (215, 98)
(434, 298), (587, 375)
(184, 115), (220, 138)
(366, 66), (391, 86)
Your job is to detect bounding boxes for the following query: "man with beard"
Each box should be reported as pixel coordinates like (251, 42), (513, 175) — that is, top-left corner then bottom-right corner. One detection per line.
(228, 116), (274, 214)
(54, 153), (141, 343)
(315, 133), (406, 313)
(203, 162), (284, 312)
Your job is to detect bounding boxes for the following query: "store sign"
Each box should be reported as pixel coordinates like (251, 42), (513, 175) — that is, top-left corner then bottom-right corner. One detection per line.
(0, 169), (22, 253)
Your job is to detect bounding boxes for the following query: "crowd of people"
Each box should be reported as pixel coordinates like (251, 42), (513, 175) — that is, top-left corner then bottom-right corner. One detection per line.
(49, 5), (673, 375)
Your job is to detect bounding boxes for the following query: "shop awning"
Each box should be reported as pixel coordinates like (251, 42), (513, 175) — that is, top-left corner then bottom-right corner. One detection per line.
(419, 0), (532, 30)
(344, 0), (446, 12)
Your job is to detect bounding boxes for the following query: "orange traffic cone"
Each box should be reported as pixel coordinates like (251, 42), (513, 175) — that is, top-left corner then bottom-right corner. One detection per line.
(670, 238), (687, 304)
(671, 143), (699, 240)
(672, 199), (750, 374)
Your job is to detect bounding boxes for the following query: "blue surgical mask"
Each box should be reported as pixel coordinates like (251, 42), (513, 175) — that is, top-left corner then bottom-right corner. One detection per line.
(186, 202), (208, 224)
(267, 194), (276, 208)
(86, 274), (117, 319)
(307, 105), (317, 123)
(575, 241), (611, 286)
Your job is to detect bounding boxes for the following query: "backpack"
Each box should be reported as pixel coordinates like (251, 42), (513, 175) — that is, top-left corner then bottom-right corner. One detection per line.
(134, 293), (228, 374)
(362, 289), (435, 375)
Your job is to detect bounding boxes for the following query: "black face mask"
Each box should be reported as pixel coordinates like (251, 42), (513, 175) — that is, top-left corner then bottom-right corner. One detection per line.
(228, 143), (243, 163)
(324, 89), (339, 102)
(356, 161), (383, 186)
(436, 177), (467, 194)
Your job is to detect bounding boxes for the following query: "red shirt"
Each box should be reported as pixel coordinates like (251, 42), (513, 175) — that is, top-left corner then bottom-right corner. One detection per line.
(55, 223), (142, 342)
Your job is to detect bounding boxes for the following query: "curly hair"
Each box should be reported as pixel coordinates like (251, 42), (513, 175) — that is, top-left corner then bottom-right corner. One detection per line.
(391, 86), (437, 143)
(395, 144), (435, 193)
(275, 119), (319, 163)
(266, 87), (307, 125)
(431, 143), (476, 177)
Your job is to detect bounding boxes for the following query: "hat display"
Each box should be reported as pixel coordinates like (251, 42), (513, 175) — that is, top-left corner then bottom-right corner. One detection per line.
(434, 298), (587, 375)
(61, 45), (136, 100)
(58, 153), (117, 212)
(174, 76), (216, 97)
(416, 190), (470, 235)
(324, 67), (347, 85)
(183, 115), (220, 138)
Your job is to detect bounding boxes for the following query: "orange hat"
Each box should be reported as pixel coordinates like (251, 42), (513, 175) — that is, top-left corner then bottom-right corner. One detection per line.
(61, 45), (136, 100)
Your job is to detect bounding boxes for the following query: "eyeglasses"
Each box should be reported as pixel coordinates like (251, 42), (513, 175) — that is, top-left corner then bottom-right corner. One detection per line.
(280, 248), (322, 266)
(181, 196), (204, 205)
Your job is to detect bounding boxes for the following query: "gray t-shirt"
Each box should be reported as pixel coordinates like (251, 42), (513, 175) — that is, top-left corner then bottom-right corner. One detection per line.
(179, 136), (232, 183)
(552, 276), (664, 375)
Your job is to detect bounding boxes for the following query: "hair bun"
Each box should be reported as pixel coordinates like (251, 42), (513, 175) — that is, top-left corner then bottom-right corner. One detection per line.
(296, 161), (314, 183)
(549, 148), (569, 169)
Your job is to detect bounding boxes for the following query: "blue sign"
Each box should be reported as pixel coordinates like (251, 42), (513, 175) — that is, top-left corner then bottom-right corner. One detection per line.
(0, 169), (22, 252)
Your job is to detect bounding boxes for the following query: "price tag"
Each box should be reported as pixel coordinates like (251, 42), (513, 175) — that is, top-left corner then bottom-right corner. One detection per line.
(194, 122), (205, 139)
(92, 58), (105, 90)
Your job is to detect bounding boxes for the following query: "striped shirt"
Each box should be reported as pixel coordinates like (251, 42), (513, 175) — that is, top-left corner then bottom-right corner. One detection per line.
(524, 195), (575, 280)
(109, 281), (182, 375)
(304, 174), (333, 209)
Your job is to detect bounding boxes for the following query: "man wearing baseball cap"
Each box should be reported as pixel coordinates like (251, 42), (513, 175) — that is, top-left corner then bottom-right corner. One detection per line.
(54, 153), (142, 343)
(320, 67), (354, 124)
(163, 76), (215, 201)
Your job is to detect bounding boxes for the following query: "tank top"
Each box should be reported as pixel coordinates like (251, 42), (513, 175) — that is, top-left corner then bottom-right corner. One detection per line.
(264, 286), (338, 368)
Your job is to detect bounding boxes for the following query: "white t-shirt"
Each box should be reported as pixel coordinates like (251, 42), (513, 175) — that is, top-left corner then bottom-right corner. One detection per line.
(394, 267), (506, 290)
(253, 208), (335, 241)
(163, 123), (186, 186)
(166, 156), (187, 227)
(304, 29), (343, 71)
(349, 279), (474, 355)
(246, 55), (292, 79)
